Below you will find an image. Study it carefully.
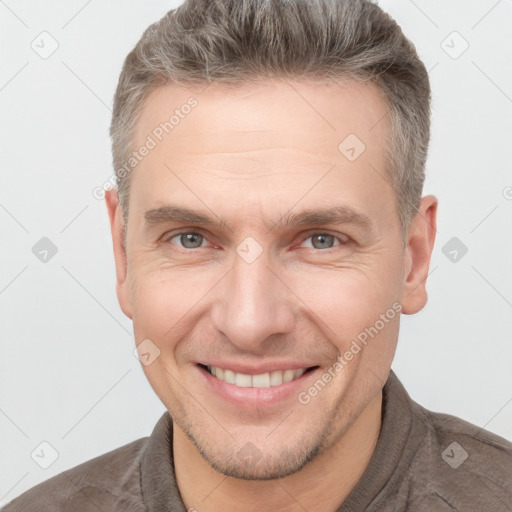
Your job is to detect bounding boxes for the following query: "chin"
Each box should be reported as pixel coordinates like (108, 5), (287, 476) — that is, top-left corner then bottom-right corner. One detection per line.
(188, 429), (324, 481)
(204, 449), (318, 481)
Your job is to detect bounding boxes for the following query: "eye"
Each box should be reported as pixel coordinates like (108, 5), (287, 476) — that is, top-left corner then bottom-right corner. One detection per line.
(162, 230), (349, 252)
(300, 233), (348, 250)
(166, 232), (208, 249)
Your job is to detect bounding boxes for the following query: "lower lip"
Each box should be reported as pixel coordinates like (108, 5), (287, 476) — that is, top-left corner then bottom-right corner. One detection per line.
(196, 365), (320, 408)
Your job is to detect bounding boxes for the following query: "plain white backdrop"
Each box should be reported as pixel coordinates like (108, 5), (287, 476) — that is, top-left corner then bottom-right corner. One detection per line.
(1, 0), (511, 505)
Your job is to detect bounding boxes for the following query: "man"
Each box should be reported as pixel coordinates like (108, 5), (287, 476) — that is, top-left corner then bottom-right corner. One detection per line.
(4, 0), (511, 510)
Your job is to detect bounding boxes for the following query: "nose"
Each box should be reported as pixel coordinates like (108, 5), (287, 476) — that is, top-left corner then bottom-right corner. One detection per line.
(210, 251), (295, 353)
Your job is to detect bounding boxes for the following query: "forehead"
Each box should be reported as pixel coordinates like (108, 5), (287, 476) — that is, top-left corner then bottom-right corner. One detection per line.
(134, 78), (390, 154)
(129, 78), (395, 233)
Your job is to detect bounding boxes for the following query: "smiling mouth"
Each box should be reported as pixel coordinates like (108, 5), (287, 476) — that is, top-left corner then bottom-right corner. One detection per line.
(198, 364), (318, 388)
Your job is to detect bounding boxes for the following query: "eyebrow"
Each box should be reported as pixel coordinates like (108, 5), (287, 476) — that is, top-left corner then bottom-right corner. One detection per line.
(144, 205), (373, 232)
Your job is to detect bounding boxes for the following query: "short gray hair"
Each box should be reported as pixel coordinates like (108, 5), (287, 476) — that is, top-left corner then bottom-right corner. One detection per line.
(110, 0), (431, 245)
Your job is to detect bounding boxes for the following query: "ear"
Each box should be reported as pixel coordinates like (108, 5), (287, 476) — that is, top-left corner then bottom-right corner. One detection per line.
(105, 189), (133, 319)
(401, 195), (438, 315)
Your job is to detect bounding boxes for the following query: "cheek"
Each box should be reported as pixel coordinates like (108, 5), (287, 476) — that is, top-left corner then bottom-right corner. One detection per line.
(129, 263), (212, 338)
(291, 265), (401, 342)
(128, 247), (403, 358)
(128, 269), (199, 413)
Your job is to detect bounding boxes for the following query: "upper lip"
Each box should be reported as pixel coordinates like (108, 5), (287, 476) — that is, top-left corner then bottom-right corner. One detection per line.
(198, 361), (318, 375)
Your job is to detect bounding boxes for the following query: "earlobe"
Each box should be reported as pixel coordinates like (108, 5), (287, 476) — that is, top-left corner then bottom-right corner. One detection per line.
(401, 195), (438, 315)
(105, 189), (133, 319)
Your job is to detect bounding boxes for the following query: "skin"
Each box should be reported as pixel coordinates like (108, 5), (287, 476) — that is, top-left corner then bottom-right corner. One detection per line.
(105, 78), (437, 511)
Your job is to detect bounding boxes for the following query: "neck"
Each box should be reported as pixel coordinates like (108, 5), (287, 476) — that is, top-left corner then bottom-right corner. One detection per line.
(173, 391), (382, 512)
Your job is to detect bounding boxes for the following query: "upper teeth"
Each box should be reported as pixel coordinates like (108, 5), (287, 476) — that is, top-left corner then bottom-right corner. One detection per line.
(207, 366), (306, 388)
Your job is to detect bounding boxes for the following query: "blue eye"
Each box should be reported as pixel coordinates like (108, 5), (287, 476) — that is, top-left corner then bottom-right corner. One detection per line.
(168, 232), (207, 249)
(163, 231), (349, 252)
(300, 233), (347, 250)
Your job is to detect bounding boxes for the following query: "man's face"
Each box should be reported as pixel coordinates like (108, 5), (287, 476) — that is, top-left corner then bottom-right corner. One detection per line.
(110, 79), (420, 479)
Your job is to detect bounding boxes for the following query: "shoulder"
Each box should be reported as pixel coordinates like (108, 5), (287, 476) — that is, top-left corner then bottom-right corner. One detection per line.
(408, 400), (512, 510)
(2, 437), (148, 512)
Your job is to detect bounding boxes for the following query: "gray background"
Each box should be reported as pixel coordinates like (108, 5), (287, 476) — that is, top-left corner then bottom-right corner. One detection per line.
(1, 0), (511, 504)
